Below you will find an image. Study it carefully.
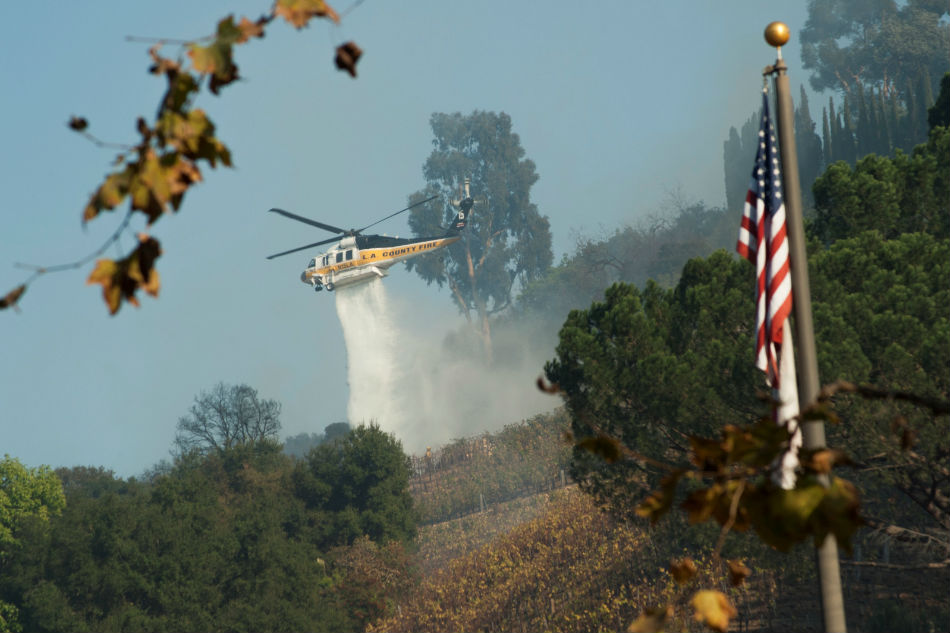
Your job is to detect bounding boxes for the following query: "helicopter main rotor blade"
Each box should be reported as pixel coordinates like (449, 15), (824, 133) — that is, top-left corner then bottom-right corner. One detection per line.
(356, 194), (439, 233)
(268, 208), (346, 235)
(266, 236), (341, 260)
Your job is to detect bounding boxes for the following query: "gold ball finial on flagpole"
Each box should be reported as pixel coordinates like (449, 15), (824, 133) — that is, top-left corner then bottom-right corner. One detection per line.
(764, 22), (790, 47)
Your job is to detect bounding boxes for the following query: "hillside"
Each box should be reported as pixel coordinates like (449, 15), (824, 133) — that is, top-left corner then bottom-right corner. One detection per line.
(408, 411), (572, 526)
(378, 413), (949, 633)
(380, 487), (820, 633)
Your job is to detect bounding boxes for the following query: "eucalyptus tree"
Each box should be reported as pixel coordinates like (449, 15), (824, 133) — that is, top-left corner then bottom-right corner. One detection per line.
(406, 111), (552, 358)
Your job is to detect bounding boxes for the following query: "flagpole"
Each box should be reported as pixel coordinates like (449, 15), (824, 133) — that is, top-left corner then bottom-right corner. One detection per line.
(764, 22), (847, 633)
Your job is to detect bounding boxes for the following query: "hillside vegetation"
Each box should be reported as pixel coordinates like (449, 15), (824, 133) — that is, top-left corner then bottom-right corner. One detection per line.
(409, 412), (571, 525)
(386, 414), (948, 633)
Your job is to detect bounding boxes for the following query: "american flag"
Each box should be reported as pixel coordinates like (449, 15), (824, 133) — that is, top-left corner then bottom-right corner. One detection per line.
(736, 88), (793, 388)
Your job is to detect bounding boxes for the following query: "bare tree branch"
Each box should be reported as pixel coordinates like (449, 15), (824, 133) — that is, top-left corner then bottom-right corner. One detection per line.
(817, 380), (950, 416)
(174, 383), (281, 456)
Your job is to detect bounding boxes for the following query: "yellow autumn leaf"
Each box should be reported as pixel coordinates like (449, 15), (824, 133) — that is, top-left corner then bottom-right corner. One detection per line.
(86, 236), (162, 315)
(727, 559), (751, 587)
(87, 259), (122, 314)
(83, 169), (132, 223)
(669, 557), (697, 584)
(187, 17), (241, 94)
(236, 16), (265, 43)
(275, 0), (340, 28)
(628, 605), (672, 633)
(691, 590), (737, 633)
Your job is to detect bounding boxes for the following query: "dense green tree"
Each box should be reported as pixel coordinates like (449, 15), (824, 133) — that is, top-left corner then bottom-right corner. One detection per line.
(283, 423), (351, 459)
(0, 457), (65, 549)
(546, 229), (948, 536)
(0, 457), (65, 633)
(811, 126), (950, 242)
(406, 111), (553, 358)
(174, 382), (282, 456)
(540, 109), (950, 622)
(323, 421), (351, 443)
(800, 0), (949, 101)
(53, 466), (131, 499)
(544, 253), (759, 516)
(0, 432), (418, 632)
(810, 231), (950, 529)
(294, 423), (416, 547)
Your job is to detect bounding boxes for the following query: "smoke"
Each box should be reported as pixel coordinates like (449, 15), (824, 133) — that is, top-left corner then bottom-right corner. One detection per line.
(334, 279), (558, 454)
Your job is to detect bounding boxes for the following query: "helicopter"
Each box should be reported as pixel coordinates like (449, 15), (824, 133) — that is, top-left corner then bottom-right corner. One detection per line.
(266, 180), (474, 292)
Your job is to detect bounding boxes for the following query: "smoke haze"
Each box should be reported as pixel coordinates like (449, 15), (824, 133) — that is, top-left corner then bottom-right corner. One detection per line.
(335, 279), (557, 454)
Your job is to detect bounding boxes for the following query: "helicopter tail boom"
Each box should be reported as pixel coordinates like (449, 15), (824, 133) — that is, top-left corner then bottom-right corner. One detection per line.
(447, 197), (473, 234)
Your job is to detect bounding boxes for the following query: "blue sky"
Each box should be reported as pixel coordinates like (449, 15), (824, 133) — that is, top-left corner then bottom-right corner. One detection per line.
(1, 1), (818, 476)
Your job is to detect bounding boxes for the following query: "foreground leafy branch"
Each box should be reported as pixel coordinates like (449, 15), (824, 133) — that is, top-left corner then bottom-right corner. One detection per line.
(539, 375), (949, 632)
(3, 0), (361, 314)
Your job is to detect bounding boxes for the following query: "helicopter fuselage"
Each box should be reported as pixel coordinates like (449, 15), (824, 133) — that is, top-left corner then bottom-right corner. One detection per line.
(268, 187), (472, 292)
(301, 233), (460, 292)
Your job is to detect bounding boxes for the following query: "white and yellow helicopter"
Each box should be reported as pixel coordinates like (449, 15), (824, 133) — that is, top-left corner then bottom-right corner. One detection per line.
(266, 181), (474, 292)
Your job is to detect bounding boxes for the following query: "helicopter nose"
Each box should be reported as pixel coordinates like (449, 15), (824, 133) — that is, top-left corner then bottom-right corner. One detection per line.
(300, 271), (308, 284)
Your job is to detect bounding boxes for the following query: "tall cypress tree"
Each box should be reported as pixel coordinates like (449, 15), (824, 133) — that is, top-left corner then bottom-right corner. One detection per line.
(874, 88), (891, 155)
(888, 91), (903, 153)
(905, 78), (920, 151)
(918, 70), (935, 140)
(822, 107), (833, 167)
(928, 73), (950, 130)
(842, 94), (857, 164)
(795, 85), (823, 208)
(828, 97), (840, 163)
(722, 110), (760, 212)
(856, 87), (872, 158)
(722, 126), (744, 213)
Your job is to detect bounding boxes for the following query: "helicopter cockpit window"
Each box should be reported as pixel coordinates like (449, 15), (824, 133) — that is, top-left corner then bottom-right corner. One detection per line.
(346, 250), (353, 261)
(323, 256), (329, 266)
(336, 252), (343, 263)
(308, 258), (316, 268)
